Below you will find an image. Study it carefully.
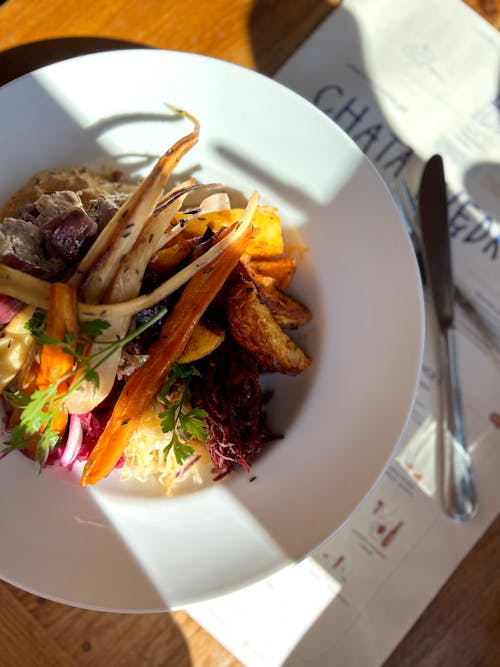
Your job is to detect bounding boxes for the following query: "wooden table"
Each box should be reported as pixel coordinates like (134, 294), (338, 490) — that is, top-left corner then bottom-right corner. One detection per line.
(0, 1), (498, 665)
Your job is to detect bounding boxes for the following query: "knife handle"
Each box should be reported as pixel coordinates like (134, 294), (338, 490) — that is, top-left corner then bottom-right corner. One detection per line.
(438, 326), (478, 522)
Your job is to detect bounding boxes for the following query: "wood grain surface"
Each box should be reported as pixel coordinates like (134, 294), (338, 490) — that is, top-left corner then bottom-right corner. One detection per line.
(0, 1), (499, 666)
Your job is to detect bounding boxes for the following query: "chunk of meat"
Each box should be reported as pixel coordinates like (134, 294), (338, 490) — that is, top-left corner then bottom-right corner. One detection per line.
(86, 192), (130, 230)
(29, 191), (83, 227)
(1, 189), (99, 276)
(0, 218), (65, 279)
(0, 166), (136, 220)
(41, 209), (98, 262)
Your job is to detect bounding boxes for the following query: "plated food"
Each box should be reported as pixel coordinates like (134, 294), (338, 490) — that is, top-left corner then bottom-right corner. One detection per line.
(0, 49), (423, 611)
(0, 109), (312, 494)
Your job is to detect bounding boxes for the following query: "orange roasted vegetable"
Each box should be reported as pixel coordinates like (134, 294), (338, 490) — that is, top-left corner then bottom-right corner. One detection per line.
(247, 257), (297, 290)
(148, 234), (198, 276)
(80, 225), (254, 486)
(178, 321), (225, 363)
(36, 283), (78, 390)
(31, 283), (79, 454)
(183, 206), (284, 257)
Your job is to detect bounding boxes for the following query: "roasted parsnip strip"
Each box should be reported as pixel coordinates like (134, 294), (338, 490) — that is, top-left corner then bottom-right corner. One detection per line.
(105, 182), (219, 302)
(153, 178), (196, 215)
(0, 215), (256, 322)
(0, 194), (258, 322)
(80, 220), (256, 485)
(62, 192), (260, 413)
(0, 264), (50, 309)
(71, 109), (200, 302)
(81, 192), (259, 317)
(66, 182), (216, 413)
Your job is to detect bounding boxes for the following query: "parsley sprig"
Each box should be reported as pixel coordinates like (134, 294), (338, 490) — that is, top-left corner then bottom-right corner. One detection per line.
(3, 307), (168, 465)
(158, 363), (208, 465)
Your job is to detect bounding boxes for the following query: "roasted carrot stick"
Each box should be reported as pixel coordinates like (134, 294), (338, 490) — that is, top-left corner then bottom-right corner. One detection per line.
(37, 283), (78, 389)
(33, 282), (79, 447)
(80, 225), (254, 486)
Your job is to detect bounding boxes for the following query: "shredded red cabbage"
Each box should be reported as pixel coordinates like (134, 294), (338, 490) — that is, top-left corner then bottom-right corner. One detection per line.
(191, 341), (281, 479)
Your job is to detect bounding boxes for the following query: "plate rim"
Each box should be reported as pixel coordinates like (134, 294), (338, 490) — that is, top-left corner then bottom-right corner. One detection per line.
(0, 47), (425, 611)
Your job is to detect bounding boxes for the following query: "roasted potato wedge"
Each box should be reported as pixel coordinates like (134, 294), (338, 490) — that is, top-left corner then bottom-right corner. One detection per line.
(181, 206), (284, 257)
(247, 257), (297, 290)
(225, 270), (310, 375)
(178, 321), (225, 363)
(251, 272), (311, 329)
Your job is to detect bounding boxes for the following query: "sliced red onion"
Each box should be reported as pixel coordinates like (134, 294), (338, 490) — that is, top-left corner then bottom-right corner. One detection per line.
(175, 453), (201, 479)
(60, 414), (83, 467)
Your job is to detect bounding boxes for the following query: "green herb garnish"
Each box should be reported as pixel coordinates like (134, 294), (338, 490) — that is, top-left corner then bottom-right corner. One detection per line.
(158, 363), (208, 465)
(3, 307), (168, 465)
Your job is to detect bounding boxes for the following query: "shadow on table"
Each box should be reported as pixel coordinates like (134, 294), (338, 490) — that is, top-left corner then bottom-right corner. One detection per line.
(5, 580), (192, 667)
(0, 3), (498, 666)
(0, 6), (415, 667)
(0, 36), (145, 87)
(0, 39), (194, 667)
(228, 2), (499, 666)
(248, 0), (338, 75)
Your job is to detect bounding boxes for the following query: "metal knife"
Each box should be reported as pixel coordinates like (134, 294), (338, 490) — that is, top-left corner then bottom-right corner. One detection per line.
(418, 154), (478, 522)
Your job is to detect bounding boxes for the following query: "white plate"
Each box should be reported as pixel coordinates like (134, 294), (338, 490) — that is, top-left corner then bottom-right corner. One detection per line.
(0, 49), (424, 611)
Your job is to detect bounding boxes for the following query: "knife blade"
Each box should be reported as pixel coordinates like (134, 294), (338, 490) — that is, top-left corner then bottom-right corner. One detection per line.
(418, 154), (478, 522)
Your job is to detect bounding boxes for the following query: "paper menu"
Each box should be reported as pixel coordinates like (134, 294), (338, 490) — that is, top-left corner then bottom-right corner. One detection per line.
(275, 0), (500, 492)
(275, 0), (500, 185)
(188, 302), (500, 667)
(276, 0), (500, 339)
(187, 1), (500, 665)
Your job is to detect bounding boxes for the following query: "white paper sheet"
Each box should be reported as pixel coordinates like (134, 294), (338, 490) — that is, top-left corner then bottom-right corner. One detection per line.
(187, 1), (500, 664)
